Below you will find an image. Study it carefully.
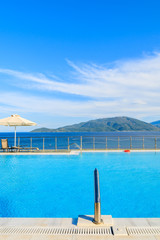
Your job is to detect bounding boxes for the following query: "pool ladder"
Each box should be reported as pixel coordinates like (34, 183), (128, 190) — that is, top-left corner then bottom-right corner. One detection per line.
(68, 143), (81, 151)
(93, 168), (103, 224)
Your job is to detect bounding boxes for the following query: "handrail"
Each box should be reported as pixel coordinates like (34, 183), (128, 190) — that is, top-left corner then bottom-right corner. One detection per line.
(0, 135), (160, 151)
(0, 135), (160, 138)
(68, 143), (81, 149)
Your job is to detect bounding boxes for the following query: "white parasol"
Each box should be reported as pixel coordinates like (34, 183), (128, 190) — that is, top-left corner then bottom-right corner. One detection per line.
(0, 114), (37, 146)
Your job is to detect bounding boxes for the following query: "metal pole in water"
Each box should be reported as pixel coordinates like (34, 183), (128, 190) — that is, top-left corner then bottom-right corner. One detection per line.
(93, 168), (103, 224)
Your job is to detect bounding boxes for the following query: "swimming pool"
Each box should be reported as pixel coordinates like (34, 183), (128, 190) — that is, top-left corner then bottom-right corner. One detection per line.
(0, 152), (159, 218)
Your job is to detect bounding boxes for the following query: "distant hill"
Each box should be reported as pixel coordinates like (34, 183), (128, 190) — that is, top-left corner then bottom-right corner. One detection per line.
(150, 120), (160, 128)
(31, 116), (160, 132)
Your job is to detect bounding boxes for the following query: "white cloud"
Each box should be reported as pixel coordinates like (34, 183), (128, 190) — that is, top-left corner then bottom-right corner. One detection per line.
(0, 53), (160, 124)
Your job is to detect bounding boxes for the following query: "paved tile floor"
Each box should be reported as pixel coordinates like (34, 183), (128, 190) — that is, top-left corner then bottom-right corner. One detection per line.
(0, 217), (160, 239)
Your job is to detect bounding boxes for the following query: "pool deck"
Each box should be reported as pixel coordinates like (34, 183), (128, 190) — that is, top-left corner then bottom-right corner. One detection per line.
(0, 216), (160, 239)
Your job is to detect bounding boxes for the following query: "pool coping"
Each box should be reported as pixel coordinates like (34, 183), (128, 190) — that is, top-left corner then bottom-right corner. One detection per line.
(0, 217), (160, 239)
(0, 149), (160, 155)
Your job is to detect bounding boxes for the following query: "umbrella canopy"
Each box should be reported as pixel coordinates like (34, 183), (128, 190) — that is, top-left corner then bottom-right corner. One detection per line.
(0, 114), (37, 146)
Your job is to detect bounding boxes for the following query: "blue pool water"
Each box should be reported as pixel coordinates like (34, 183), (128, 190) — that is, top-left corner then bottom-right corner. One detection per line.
(0, 152), (160, 218)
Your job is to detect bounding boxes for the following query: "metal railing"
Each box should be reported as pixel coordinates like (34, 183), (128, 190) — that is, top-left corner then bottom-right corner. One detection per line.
(1, 135), (160, 151)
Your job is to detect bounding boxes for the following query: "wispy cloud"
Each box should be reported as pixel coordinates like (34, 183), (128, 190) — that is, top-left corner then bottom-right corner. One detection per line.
(0, 53), (160, 125)
(1, 53), (160, 97)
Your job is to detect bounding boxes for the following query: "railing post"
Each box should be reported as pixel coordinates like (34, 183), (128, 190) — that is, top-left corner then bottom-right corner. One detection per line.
(106, 137), (107, 150)
(130, 136), (132, 149)
(30, 137), (32, 149)
(43, 138), (45, 151)
(155, 137), (157, 150)
(93, 168), (103, 224)
(80, 136), (82, 152)
(118, 137), (120, 149)
(68, 137), (70, 151)
(18, 137), (20, 147)
(55, 137), (57, 151)
(93, 137), (95, 150)
(143, 136), (144, 149)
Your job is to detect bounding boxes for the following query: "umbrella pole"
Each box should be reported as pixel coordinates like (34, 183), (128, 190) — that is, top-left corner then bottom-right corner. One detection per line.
(14, 126), (16, 147)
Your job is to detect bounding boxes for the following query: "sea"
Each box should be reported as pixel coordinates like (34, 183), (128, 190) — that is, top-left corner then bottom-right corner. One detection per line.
(1, 131), (160, 138)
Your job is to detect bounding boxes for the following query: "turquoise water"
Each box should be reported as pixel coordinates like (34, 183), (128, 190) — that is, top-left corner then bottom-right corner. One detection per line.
(0, 152), (160, 217)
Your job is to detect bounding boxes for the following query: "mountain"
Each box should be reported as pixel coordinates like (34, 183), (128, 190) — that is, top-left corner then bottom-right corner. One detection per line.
(31, 116), (160, 132)
(150, 120), (160, 128)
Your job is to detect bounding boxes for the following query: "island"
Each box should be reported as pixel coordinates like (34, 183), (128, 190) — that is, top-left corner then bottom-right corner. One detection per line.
(31, 116), (160, 132)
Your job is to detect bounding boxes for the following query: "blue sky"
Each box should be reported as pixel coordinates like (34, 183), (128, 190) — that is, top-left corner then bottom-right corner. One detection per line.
(0, 0), (160, 131)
